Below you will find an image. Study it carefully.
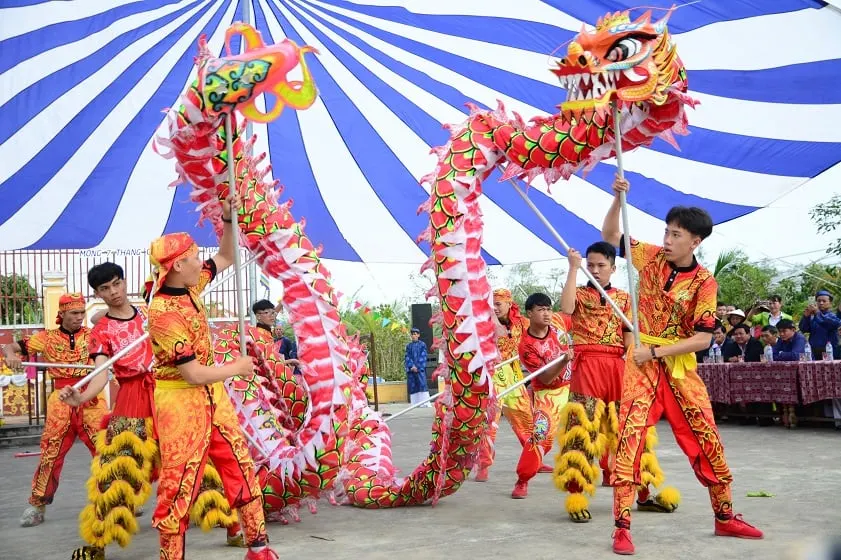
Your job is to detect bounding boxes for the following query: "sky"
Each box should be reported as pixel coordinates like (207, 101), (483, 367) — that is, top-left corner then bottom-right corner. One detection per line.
(265, 161), (841, 308)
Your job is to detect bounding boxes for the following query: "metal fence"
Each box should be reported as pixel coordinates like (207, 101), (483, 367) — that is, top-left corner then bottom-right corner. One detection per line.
(0, 248), (253, 326)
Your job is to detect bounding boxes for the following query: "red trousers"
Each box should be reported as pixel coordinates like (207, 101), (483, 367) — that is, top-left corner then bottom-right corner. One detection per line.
(30, 390), (107, 506)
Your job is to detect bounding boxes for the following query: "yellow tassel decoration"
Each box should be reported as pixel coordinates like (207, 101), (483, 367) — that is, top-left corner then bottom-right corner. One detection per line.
(78, 417), (157, 549)
(553, 399), (607, 496)
(189, 462), (238, 532)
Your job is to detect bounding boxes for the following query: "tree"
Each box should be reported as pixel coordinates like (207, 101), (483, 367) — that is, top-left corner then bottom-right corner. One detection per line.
(504, 262), (567, 309)
(0, 274), (42, 325)
(810, 194), (841, 256)
(712, 250), (778, 311)
(340, 301), (412, 382)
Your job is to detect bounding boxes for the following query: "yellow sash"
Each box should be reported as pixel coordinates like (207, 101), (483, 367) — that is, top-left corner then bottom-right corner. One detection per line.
(640, 334), (696, 380)
(155, 379), (194, 390)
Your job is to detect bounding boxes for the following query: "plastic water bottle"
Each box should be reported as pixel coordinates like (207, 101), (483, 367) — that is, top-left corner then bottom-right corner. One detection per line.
(708, 347), (715, 362)
(825, 342), (834, 362)
(714, 346), (722, 364)
(804, 342), (812, 361)
(764, 345), (773, 363)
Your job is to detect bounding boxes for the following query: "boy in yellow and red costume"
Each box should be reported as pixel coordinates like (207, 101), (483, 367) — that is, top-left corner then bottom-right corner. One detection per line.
(602, 177), (763, 555)
(554, 242), (678, 524)
(146, 203), (277, 558)
(476, 288), (551, 482)
(3, 293), (107, 528)
(512, 293), (573, 499)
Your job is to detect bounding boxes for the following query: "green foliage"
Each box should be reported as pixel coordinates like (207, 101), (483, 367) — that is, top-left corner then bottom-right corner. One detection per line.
(712, 250), (777, 311)
(504, 263), (566, 310)
(810, 194), (841, 257)
(710, 249), (841, 319)
(340, 301), (412, 382)
(0, 274), (42, 325)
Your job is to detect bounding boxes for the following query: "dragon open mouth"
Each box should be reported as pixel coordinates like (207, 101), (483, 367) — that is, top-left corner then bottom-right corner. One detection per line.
(558, 71), (619, 103)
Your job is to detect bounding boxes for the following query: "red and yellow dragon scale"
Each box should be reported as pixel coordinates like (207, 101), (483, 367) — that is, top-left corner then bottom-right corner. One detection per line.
(156, 6), (695, 516)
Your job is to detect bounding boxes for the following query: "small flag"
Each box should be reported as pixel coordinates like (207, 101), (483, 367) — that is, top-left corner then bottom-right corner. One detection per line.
(259, 273), (271, 299)
(382, 318), (391, 327)
(353, 301), (362, 310)
(390, 323), (400, 331)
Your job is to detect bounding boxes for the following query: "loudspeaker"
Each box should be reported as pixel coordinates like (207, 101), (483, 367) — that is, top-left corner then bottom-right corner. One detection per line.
(410, 303), (433, 350)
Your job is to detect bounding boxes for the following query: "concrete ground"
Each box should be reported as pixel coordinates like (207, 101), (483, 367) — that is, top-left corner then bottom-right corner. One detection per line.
(1, 405), (839, 560)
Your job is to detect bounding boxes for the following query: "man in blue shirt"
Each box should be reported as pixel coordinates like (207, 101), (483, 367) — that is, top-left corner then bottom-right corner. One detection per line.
(404, 327), (430, 406)
(798, 290), (841, 359)
(772, 320), (807, 362)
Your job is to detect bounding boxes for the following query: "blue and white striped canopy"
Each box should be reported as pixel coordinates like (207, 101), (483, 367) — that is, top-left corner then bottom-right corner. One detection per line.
(1, 0), (840, 264)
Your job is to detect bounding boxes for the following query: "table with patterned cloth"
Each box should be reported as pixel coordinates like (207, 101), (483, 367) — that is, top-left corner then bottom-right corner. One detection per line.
(698, 362), (800, 404)
(697, 363), (732, 404)
(798, 361), (841, 405)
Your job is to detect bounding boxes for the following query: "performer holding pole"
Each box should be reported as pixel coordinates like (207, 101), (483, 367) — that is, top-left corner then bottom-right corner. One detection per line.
(3, 294), (107, 528)
(145, 196), (277, 559)
(602, 177), (763, 555)
(475, 289), (552, 482)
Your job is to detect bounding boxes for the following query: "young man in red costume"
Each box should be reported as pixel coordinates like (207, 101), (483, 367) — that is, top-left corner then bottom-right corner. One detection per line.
(146, 199), (277, 560)
(475, 288), (553, 482)
(602, 177), (763, 555)
(4, 293), (107, 528)
(513, 293), (573, 499)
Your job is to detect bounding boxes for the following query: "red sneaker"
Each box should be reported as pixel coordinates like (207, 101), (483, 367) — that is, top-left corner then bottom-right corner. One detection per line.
(244, 547), (280, 560)
(511, 480), (528, 499)
(612, 528), (635, 555)
(475, 467), (489, 482)
(538, 464), (553, 473)
(714, 514), (763, 539)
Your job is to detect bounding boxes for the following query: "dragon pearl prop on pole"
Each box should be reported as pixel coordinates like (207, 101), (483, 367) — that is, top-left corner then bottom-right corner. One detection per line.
(225, 113), (248, 353)
(384, 355), (522, 423)
(613, 103), (641, 347)
(507, 177), (633, 331)
(69, 255), (257, 391)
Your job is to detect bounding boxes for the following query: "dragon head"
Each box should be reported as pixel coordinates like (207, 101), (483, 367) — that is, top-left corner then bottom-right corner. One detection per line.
(551, 7), (686, 117)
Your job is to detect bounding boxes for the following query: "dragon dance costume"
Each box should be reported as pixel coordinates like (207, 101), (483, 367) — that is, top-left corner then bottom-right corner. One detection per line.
(71, 305), (158, 559)
(147, 233), (267, 560)
(512, 314), (572, 498)
(612, 237), (762, 547)
(476, 289), (535, 481)
(19, 294), (107, 526)
(554, 282), (678, 522)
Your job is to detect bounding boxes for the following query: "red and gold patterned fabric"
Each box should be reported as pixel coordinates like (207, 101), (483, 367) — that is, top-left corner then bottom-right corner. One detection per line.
(620, 237), (717, 340)
(30, 391), (106, 507)
(55, 292), (85, 324)
(20, 327), (91, 380)
(572, 284), (631, 347)
(148, 249), (266, 559)
(478, 289), (531, 471)
(612, 237), (731, 529)
(519, 314), (572, 391)
(149, 260), (216, 382)
(148, 232), (199, 295)
(89, 306), (155, 418)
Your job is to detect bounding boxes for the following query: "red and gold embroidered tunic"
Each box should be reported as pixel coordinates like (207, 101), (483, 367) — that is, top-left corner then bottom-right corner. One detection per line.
(149, 260), (217, 381)
(89, 306), (155, 418)
(20, 327), (91, 381)
(572, 283), (631, 347)
(519, 314), (572, 391)
(620, 236), (717, 338)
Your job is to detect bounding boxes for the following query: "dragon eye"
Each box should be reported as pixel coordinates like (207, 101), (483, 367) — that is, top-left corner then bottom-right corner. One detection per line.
(606, 37), (642, 62)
